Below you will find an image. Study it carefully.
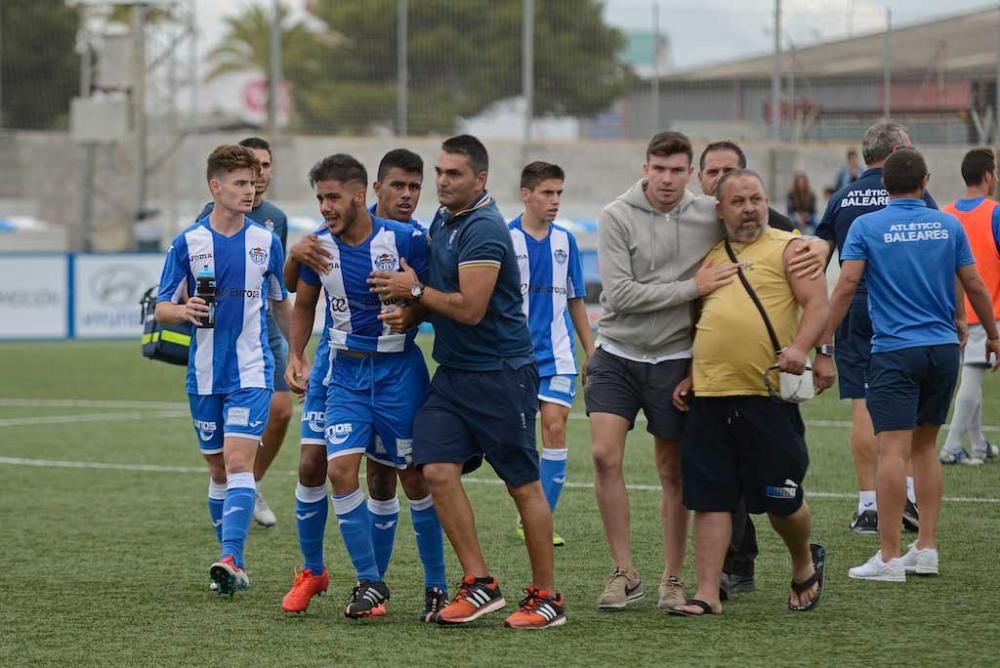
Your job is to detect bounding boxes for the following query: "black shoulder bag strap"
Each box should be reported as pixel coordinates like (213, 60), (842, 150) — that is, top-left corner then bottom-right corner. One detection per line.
(724, 239), (782, 355)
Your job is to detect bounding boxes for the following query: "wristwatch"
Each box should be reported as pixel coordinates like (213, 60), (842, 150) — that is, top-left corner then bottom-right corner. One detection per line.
(410, 281), (424, 301)
(814, 344), (835, 357)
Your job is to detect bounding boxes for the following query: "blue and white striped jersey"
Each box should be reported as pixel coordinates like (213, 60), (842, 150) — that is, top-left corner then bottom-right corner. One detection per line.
(157, 216), (288, 395)
(509, 216), (586, 376)
(298, 215), (429, 354)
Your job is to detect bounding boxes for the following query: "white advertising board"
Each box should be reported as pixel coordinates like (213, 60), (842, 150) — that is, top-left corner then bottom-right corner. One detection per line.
(0, 255), (68, 339)
(74, 254), (165, 339)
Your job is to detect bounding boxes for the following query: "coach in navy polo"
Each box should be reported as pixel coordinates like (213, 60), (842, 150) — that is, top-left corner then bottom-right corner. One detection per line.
(369, 134), (565, 630)
(816, 122), (936, 534)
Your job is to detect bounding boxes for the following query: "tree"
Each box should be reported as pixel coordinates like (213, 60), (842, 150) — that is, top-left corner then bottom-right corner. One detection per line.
(0, 1), (79, 129)
(205, 5), (331, 91)
(297, 0), (630, 134)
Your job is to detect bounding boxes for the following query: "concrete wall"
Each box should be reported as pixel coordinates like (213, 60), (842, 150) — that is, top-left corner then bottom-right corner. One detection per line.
(0, 130), (979, 251)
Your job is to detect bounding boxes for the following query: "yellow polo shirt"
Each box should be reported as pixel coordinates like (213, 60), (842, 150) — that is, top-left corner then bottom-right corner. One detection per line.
(693, 227), (801, 397)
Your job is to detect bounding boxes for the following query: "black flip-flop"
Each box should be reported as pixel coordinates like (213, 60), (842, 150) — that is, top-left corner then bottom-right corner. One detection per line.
(668, 598), (723, 617)
(788, 543), (826, 612)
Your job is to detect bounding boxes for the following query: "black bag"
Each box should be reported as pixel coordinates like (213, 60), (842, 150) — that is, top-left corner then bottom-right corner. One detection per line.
(139, 286), (191, 366)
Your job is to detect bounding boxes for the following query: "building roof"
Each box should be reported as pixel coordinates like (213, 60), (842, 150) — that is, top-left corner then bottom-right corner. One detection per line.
(662, 8), (1000, 82)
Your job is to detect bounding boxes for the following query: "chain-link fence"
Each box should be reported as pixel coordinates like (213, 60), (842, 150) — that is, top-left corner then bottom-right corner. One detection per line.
(2, 1), (999, 250)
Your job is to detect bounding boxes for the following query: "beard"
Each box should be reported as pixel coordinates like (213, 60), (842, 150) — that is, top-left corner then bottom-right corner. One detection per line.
(727, 212), (769, 243)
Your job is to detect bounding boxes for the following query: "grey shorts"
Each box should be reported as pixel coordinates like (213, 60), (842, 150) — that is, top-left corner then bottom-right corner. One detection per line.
(583, 347), (688, 440)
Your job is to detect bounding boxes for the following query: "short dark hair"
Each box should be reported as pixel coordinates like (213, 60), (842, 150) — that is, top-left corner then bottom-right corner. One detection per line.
(206, 144), (260, 183)
(520, 161), (565, 190)
(961, 147), (996, 187)
(847, 148), (858, 158)
(715, 168), (766, 200)
(377, 148), (424, 181)
(308, 153), (368, 188)
(442, 134), (489, 174)
(239, 136), (271, 156)
(699, 141), (747, 170)
(646, 131), (692, 163)
(882, 148), (928, 195)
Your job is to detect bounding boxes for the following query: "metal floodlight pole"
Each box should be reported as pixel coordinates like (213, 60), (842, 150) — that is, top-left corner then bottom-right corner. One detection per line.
(652, 1), (661, 134)
(396, 0), (408, 137)
(883, 7), (892, 120)
(771, 0), (782, 141)
(268, 0), (282, 138)
(995, 2), (1000, 142)
(129, 2), (147, 251)
(522, 0), (534, 144)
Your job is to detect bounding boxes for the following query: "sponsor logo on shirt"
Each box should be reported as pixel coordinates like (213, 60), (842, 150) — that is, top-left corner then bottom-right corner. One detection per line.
(249, 246), (268, 265)
(190, 252), (213, 262)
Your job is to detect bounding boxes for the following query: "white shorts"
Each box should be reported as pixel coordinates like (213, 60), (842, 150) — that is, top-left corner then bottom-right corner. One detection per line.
(964, 322), (999, 366)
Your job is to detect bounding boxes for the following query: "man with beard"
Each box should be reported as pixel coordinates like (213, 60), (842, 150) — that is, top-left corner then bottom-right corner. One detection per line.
(669, 169), (833, 616)
(587, 131), (828, 613)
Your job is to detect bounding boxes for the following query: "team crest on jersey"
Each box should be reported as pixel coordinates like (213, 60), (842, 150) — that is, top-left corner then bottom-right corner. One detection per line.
(374, 252), (397, 271)
(249, 246), (268, 265)
(554, 248), (568, 264)
(263, 219), (274, 230)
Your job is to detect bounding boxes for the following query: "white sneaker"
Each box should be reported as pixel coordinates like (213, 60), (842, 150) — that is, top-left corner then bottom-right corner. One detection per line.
(972, 441), (999, 462)
(848, 551), (906, 582)
(940, 449), (984, 466)
(253, 490), (277, 527)
(899, 543), (939, 576)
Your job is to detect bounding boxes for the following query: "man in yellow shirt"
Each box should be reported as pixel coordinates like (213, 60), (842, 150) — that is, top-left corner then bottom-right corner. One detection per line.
(670, 169), (834, 616)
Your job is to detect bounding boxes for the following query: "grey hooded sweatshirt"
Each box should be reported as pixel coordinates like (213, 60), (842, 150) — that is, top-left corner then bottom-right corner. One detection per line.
(596, 179), (724, 359)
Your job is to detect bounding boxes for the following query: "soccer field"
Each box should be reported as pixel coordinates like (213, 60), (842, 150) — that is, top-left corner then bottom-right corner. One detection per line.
(1, 339), (998, 667)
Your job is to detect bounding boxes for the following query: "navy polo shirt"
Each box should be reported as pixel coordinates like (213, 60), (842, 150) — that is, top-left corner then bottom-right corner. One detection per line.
(426, 192), (534, 371)
(816, 167), (937, 294)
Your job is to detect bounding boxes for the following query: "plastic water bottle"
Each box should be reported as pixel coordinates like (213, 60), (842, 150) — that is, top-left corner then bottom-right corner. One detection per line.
(195, 265), (216, 328)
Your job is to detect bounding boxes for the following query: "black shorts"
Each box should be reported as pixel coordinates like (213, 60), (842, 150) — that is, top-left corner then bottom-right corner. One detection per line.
(866, 344), (960, 434)
(681, 396), (808, 517)
(834, 297), (872, 400)
(412, 362), (539, 487)
(583, 347), (687, 440)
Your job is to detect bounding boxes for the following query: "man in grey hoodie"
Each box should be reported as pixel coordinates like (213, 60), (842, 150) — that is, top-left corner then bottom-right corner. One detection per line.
(587, 131), (828, 612)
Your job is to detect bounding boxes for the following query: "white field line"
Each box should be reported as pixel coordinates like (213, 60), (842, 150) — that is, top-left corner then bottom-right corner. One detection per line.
(3, 398), (1000, 433)
(0, 455), (997, 505)
(0, 411), (188, 428)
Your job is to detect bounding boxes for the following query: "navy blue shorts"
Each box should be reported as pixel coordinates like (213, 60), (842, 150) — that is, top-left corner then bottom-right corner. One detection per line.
(412, 362), (539, 487)
(866, 344), (960, 434)
(834, 297), (872, 400)
(680, 396), (808, 517)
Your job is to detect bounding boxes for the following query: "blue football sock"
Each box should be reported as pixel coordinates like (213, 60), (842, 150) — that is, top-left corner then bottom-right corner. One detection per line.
(540, 448), (568, 512)
(220, 472), (255, 569)
(409, 495), (447, 591)
(368, 497), (400, 580)
(208, 479), (226, 544)
(333, 489), (380, 582)
(295, 482), (329, 574)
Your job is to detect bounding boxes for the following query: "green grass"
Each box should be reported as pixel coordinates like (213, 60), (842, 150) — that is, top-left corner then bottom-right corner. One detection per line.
(1, 339), (999, 667)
